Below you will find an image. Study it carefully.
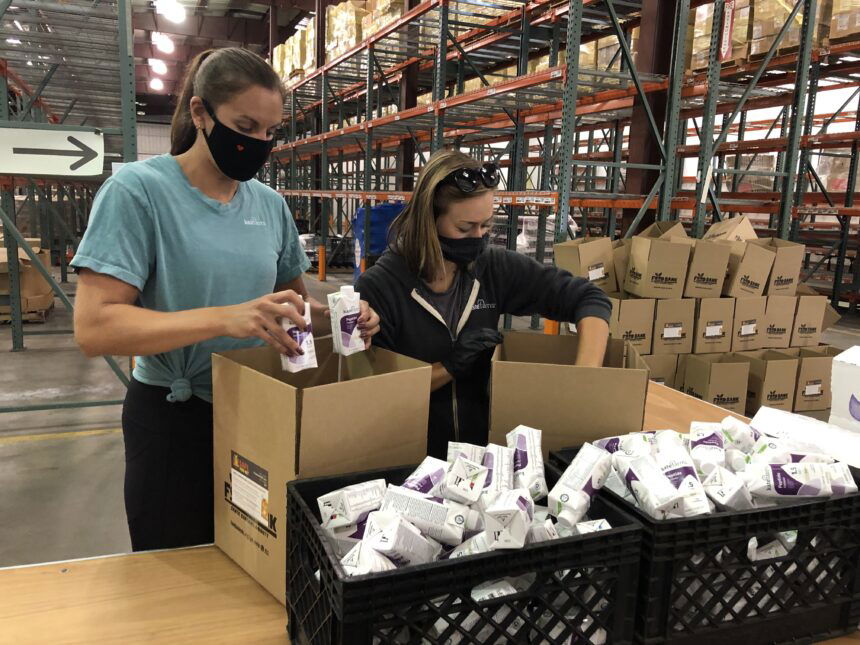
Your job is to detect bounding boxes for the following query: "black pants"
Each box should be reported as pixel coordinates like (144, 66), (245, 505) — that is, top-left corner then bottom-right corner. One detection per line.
(122, 378), (214, 551)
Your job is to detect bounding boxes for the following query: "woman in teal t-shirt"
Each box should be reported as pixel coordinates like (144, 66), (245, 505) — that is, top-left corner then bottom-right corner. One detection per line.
(71, 48), (380, 551)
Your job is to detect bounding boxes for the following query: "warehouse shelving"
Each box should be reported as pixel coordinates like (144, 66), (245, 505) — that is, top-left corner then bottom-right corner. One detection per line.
(0, 0), (137, 412)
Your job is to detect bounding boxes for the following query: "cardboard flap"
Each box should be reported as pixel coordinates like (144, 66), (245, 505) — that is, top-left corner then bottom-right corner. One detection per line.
(823, 303), (841, 331)
(639, 221), (689, 240)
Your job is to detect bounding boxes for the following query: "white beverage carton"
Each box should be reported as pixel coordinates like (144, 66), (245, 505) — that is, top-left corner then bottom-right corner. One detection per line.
(380, 485), (467, 546)
(527, 518), (560, 544)
(446, 441), (485, 464)
(363, 510), (439, 567)
(507, 425), (548, 501)
(485, 488), (534, 550)
(318, 479), (386, 529)
(702, 466), (755, 510)
(327, 285), (364, 356)
(324, 520), (367, 558)
(742, 463), (833, 498)
(689, 422), (726, 477)
(656, 447), (711, 517)
(402, 456), (449, 496)
(340, 542), (396, 577)
(829, 462), (859, 496)
(280, 300), (318, 372)
(447, 531), (491, 559)
(547, 442), (612, 527)
(574, 519), (612, 535)
(476, 443), (514, 511)
(720, 416), (759, 453)
(621, 455), (683, 519)
(440, 455), (488, 505)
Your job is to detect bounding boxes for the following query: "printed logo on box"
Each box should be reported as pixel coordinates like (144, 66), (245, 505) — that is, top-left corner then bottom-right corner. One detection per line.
(628, 267), (643, 282)
(686, 386), (704, 400)
(767, 324), (787, 336)
(713, 393), (740, 406)
(693, 272), (718, 286)
(622, 330), (646, 342)
(766, 390), (790, 403)
(650, 272), (679, 286)
(798, 324), (818, 335)
(773, 275), (795, 287)
(740, 275), (761, 290)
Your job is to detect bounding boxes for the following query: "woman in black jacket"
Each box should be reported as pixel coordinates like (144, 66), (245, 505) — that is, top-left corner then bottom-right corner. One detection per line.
(355, 149), (612, 458)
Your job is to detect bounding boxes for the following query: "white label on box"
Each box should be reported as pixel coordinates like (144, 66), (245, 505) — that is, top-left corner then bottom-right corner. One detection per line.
(663, 324), (683, 339)
(741, 322), (757, 337)
(587, 265), (606, 281)
(705, 324), (724, 338)
(231, 465), (269, 527)
(805, 382), (822, 397)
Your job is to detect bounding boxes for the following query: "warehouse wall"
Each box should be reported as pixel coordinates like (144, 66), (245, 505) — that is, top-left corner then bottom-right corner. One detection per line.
(137, 123), (171, 160)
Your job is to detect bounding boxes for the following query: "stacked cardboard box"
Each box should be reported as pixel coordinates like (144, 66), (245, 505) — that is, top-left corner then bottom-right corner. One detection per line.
(750, 0), (832, 57)
(273, 18), (317, 82)
(327, 0), (369, 63)
(818, 150), (857, 193)
(830, 0), (860, 41)
(0, 241), (54, 319)
(726, 154), (778, 192)
(361, 0), (403, 39)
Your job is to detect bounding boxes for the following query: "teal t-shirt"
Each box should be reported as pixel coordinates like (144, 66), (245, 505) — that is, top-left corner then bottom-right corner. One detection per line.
(71, 154), (311, 403)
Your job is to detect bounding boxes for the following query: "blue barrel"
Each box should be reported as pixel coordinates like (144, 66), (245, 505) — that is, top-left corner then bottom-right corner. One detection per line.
(352, 203), (405, 281)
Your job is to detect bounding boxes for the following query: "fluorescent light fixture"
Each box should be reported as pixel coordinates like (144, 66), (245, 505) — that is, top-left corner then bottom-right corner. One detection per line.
(150, 77), (165, 91)
(152, 32), (175, 54)
(6, 38), (21, 44)
(13, 20), (23, 31)
(26, 60), (32, 66)
(148, 58), (168, 75)
(155, 0), (186, 24)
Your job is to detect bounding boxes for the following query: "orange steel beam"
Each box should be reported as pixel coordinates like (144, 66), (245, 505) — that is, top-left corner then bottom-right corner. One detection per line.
(0, 59), (60, 123)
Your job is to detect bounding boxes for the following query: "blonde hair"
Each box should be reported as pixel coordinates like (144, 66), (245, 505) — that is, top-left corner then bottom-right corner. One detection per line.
(390, 149), (494, 281)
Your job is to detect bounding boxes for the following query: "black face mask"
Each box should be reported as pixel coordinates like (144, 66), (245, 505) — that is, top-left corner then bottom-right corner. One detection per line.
(438, 234), (489, 265)
(201, 99), (274, 182)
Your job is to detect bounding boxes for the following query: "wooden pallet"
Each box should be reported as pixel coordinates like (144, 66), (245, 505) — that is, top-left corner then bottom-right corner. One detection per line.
(0, 303), (54, 324)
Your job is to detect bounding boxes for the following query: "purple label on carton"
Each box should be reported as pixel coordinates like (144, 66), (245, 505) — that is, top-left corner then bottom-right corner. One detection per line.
(516, 495), (533, 520)
(691, 433), (724, 450)
(596, 437), (621, 453)
(348, 520), (367, 540)
(664, 466), (696, 490)
(513, 435), (529, 472)
(482, 452), (495, 489)
(403, 468), (446, 494)
(340, 312), (360, 347)
(286, 322), (312, 364)
(850, 394), (860, 422)
(624, 468), (639, 495)
(582, 477), (597, 498)
(771, 465), (804, 496)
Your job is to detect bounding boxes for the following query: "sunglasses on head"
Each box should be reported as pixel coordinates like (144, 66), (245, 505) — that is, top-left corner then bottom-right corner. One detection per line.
(440, 163), (501, 193)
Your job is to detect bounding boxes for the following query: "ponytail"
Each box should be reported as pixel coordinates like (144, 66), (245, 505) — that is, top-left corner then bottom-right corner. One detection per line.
(169, 47), (285, 156)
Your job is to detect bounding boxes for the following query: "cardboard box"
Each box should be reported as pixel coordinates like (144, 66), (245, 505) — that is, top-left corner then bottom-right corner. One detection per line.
(683, 353), (751, 414)
(212, 340), (431, 604)
(652, 298), (695, 355)
(780, 345), (841, 412)
(641, 354), (679, 388)
(763, 295), (797, 349)
(732, 350), (799, 415)
(731, 296), (766, 352)
(749, 238), (805, 296)
(612, 239), (630, 290)
(639, 221), (688, 240)
(490, 332), (648, 453)
(607, 293), (656, 355)
(792, 288), (827, 347)
(0, 246), (53, 314)
(554, 237), (618, 293)
(703, 215), (758, 243)
(828, 346), (860, 432)
(624, 236), (690, 299)
(675, 354), (691, 392)
(694, 297), (735, 354)
(723, 241), (776, 298)
(684, 240), (733, 298)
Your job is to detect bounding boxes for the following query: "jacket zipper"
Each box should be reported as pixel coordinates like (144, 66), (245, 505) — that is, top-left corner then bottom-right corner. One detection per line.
(410, 279), (481, 442)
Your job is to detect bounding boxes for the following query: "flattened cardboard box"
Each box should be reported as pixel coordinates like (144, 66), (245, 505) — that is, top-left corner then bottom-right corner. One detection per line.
(779, 345), (840, 412)
(694, 297), (735, 354)
(762, 295), (797, 349)
(731, 296), (766, 352)
(490, 332), (648, 454)
(683, 353), (751, 415)
(750, 238), (805, 296)
(641, 354), (679, 389)
(732, 349), (799, 415)
(624, 237), (690, 300)
(792, 289), (827, 347)
(723, 241), (776, 299)
(652, 298), (695, 355)
(703, 215), (758, 243)
(212, 339), (431, 605)
(554, 237), (617, 293)
(607, 292), (655, 355)
(684, 240), (732, 299)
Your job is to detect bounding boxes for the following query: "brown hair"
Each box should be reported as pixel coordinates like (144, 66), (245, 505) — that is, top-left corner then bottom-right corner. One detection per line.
(170, 47), (285, 155)
(390, 149), (494, 281)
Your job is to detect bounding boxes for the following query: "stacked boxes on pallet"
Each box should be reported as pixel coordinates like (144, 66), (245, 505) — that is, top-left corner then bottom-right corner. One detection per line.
(554, 216), (842, 417)
(273, 18), (316, 83)
(0, 238), (55, 321)
(327, 0), (369, 62)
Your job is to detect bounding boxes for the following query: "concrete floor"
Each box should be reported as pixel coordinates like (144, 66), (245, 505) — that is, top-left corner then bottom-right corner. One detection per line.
(1, 269), (858, 567)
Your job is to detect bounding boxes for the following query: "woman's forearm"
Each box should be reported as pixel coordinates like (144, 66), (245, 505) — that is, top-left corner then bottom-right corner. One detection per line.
(574, 316), (610, 367)
(431, 362), (454, 391)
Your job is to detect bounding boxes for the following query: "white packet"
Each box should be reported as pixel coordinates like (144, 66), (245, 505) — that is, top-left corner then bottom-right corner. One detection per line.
(574, 519), (612, 535)
(440, 455), (488, 504)
(280, 300), (318, 372)
(720, 416), (759, 453)
(788, 452), (835, 464)
(363, 510), (439, 567)
(689, 422), (726, 477)
(595, 432), (654, 457)
(829, 462), (859, 496)
(318, 479), (386, 529)
(340, 542), (396, 577)
(725, 447), (749, 473)
(380, 485), (467, 546)
(533, 505), (550, 524)
(603, 467), (637, 504)
(527, 518), (560, 544)
(742, 463), (833, 498)
(507, 425), (548, 501)
(747, 537), (789, 561)
(485, 488), (534, 549)
(327, 285), (364, 356)
(749, 437), (792, 464)
(402, 456), (449, 496)
(656, 448), (711, 517)
(621, 456), (683, 519)
(432, 579), (523, 643)
(446, 441), (485, 464)
(654, 430), (686, 453)
(477, 443), (514, 511)
(548, 443), (612, 527)
(702, 466), (755, 510)
(447, 531), (491, 559)
(324, 520), (367, 558)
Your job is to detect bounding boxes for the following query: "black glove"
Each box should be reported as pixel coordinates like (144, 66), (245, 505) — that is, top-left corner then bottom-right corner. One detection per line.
(441, 328), (504, 380)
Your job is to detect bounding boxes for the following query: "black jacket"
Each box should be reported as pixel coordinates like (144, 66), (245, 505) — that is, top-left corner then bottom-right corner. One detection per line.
(355, 247), (612, 458)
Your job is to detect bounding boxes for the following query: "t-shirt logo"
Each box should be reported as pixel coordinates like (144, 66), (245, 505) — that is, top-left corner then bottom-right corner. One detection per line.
(472, 299), (496, 311)
(243, 213), (266, 226)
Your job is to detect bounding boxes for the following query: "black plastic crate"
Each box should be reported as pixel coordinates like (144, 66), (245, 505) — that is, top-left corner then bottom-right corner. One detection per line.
(550, 447), (860, 645)
(286, 461), (643, 644)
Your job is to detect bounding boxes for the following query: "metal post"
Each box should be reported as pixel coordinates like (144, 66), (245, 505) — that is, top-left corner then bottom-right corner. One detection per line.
(555, 0), (583, 242)
(1, 188), (24, 350)
(432, 1), (449, 151)
(831, 104), (859, 308)
(363, 46), (374, 273)
(791, 61), (820, 241)
(117, 0), (138, 162)
(319, 72), (330, 281)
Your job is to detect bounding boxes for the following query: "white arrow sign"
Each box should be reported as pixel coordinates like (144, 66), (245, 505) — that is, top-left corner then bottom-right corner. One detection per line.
(0, 127), (104, 177)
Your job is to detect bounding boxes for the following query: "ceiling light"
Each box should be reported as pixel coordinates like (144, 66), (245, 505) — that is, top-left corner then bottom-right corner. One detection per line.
(26, 60), (32, 66)
(150, 78), (164, 91)
(13, 20), (23, 31)
(6, 38), (21, 44)
(149, 58), (168, 75)
(152, 32), (175, 54)
(155, 0), (186, 24)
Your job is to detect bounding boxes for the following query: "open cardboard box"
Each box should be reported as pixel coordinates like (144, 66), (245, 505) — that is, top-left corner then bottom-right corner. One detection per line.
(723, 241), (776, 299)
(792, 285), (828, 347)
(731, 296), (766, 352)
(624, 236), (690, 299)
(751, 238), (805, 296)
(489, 331), (648, 454)
(211, 338), (431, 604)
(683, 353), (751, 415)
(640, 354), (680, 389)
(763, 295), (797, 349)
(703, 215), (758, 242)
(778, 345), (840, 412)
(554, 237), (618, 293)
(684, 240), (733, 299)
(732, 349), (800, 414)
(607, 292), (655, 355)
(652, 298), (695, 355)
(694, 297), (735, 354)
(0, 245), (53, 314)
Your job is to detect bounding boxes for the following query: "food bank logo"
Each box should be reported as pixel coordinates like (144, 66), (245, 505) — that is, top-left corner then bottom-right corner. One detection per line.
(628, 268), (643, 281)
(622, 330), (646, 342)
(651, 272), (678, 285)
(693, 273), (717, 286)
(767, 390), (789, 402)
(713, 394), (740, 406)
(767, 324), (787, 336)
(798, 324), (818, 335)
(740, 275), (760, 290)
(773, 275), (794, 287)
